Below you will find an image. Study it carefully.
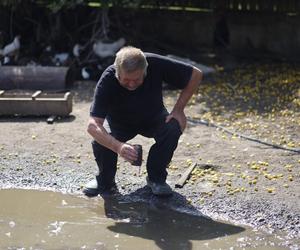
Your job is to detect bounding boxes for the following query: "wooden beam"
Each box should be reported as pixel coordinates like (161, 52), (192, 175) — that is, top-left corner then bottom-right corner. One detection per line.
(175, 163), (221, 188)
(175, 163), (197, 188)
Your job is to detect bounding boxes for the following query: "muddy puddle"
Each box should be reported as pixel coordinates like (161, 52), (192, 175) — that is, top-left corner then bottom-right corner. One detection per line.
(0, 189), (293, 250)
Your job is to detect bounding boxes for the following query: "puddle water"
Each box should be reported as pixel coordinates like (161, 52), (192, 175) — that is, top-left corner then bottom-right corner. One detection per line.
(0, 189), (292, 250)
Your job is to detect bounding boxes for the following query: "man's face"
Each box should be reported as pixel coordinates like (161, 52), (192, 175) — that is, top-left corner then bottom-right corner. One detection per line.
(118, 69), (145, 91)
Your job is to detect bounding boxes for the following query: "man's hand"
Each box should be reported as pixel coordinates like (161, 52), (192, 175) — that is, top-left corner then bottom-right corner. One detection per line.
(117, 143), (138, 164)
(165, 110), (187, 132)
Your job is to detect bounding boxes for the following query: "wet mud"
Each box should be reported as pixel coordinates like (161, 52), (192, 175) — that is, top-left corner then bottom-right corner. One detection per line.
(0, 189), (292, 250)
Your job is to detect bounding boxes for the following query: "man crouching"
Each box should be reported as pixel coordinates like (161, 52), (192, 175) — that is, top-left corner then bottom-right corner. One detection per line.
(84, 46), (202, 197)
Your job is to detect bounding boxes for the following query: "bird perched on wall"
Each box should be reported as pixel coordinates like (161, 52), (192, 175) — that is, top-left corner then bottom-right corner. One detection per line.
(80, 64), (103, 81)
(0, 36), (20, 65)
(0, 36), (21, 64)
(92, 37), (125, 58)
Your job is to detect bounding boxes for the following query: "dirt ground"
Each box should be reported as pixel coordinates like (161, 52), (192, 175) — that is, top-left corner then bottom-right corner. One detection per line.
(0, 62), (299, 248)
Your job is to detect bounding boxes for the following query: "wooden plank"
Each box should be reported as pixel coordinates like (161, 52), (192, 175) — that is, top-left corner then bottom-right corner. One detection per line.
(175, 163), (197, 188)
(175, 163), (222, 188)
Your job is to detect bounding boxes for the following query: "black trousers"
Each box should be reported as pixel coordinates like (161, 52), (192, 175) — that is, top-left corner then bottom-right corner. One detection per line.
(92, 112), (182, 189)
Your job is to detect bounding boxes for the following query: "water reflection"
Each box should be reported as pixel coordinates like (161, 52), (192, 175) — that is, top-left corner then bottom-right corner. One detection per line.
(0, 189), (290, 249)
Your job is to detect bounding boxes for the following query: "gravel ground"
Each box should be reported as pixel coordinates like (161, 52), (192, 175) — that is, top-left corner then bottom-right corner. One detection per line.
(0, 68), (299, 249)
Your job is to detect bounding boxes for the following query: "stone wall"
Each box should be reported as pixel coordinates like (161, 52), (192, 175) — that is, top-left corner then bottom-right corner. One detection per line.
(114, 8), (300, 58)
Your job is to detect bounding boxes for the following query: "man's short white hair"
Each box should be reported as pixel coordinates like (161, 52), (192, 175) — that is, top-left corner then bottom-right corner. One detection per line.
(114, 46), (148, 78)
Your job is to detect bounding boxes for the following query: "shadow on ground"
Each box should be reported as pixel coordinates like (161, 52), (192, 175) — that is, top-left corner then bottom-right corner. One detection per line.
(0, 114), (76, 123)
(90, 187), (245, 250)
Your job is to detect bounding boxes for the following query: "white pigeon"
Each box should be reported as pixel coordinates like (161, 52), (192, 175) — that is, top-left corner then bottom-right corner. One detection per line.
(52, 53), (69, 65)
(3, 56), (10, 64)
(73, 44), (82, 57)
(1, 36), (20, 57)
(45, 46), (52, 52)
(81, 67), (90, 80)
(93, 38), (125, 58)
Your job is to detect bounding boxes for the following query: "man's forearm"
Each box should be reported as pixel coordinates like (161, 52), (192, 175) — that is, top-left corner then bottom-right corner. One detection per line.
(87, 120), (122, 154)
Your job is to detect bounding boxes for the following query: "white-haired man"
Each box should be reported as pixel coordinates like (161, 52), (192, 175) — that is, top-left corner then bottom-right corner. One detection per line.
(84, 46), (202, 197)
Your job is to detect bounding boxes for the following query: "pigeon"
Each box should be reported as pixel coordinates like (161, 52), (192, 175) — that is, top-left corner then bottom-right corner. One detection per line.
(81, 67), (90, 80)
(52, 53), (69, 66)
(93, 38), (125, 58)
(0, 36), (20, 57)
(45, 46), (52, 52)
(73, 44), (83, 58)
(3, 56), (10, 65)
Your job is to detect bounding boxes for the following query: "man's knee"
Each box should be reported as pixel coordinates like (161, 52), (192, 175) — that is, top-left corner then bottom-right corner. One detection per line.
(92, 140), (105, 154)
(163, 118), (182, 144)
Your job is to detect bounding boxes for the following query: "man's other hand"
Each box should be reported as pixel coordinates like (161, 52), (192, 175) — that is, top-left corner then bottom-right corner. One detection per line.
(165, 110), (186, 132)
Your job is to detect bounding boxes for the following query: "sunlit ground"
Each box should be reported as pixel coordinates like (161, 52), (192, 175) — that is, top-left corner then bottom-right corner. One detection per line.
(163, 62), (299, 198)
(164, 62), (300, 149)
